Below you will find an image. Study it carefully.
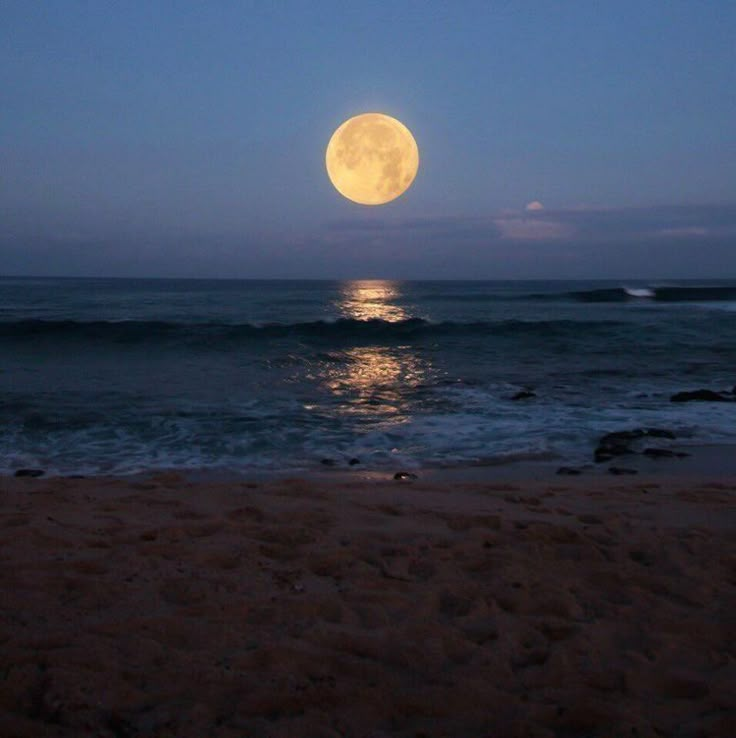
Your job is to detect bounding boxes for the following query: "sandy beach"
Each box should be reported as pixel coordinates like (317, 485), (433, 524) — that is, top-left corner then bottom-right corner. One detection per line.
(0, 471), (734, 737)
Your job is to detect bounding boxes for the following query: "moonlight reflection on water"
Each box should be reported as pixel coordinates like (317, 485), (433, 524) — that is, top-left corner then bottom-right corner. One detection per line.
(325, 281), (432, 422)
(336, 280), (408, 323)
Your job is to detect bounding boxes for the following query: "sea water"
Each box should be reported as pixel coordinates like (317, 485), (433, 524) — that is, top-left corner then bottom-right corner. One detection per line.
(1, 277), (735, 475)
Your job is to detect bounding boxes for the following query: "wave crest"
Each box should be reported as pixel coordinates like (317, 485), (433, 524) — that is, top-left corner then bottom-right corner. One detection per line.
(562, 285), (736, 303)
(0, 317), (626, 345)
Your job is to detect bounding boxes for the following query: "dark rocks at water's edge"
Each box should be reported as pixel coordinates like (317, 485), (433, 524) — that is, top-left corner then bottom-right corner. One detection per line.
(644, 428), (678, 439)
(643, 448), (690, 459)
(593, 428), (680, 464)
(556, 466), (583, 476)
(671, 388), (736, 403)
(14, 468), (45, 478)
(608, 467), (638, 476)
(594, 444), (634, 464)
(594, 430), (643, 463)
(394, 471), (418, 481)
(348, 458), (361, 466)
(510, 390), (536, 401)
(320, 458), (336, 467)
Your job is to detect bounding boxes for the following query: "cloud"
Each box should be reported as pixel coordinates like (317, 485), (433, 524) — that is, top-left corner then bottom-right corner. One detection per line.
(3, 201), (735, 279)
(552, 203), (736, 241)
(494, 217), (572, 241)
(316, 202), (736, 252)
(525, 200), (545, 211)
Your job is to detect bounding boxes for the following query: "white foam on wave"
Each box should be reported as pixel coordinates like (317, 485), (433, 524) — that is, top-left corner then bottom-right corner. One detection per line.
(4, 381), (736, 477)
(624, 287), (655, 298)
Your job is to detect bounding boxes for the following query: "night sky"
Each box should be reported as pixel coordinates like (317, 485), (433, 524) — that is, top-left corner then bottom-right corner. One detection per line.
(2, 1), (735, 278)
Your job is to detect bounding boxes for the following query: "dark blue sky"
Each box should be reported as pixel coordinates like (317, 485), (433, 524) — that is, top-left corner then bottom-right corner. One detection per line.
(2, 1), (735, 278)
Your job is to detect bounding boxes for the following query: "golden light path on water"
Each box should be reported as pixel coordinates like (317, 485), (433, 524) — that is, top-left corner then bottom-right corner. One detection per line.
(321, 281), (429, 420)
(337, 280), (408, 322)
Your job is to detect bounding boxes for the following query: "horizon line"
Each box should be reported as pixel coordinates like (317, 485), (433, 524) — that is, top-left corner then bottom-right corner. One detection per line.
(1, 274), (736, 283)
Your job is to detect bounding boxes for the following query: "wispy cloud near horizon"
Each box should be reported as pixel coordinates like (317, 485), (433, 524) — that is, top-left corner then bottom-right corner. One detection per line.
(321, 202), (736, 246)
(2, 202), (735, 279)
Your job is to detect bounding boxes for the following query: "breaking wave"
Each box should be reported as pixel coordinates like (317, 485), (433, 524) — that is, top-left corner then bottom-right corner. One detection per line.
(0, 317), (627, 346)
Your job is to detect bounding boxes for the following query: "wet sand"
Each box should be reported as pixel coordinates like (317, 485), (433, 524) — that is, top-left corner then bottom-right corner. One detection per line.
(1, 472), (735, 737)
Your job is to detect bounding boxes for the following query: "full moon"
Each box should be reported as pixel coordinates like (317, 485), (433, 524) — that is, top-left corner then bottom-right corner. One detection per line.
(325, 113), (419, 205)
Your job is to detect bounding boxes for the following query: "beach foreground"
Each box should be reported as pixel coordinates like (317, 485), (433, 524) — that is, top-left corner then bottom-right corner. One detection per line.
(1, 473), (734, 737)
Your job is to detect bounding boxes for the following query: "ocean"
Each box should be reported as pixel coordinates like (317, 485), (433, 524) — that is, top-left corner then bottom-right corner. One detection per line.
(1, 277), (735, 476)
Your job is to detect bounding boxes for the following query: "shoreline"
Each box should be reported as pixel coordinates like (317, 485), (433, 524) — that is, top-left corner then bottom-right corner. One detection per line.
(1, 470), (735, 736)
(7, 440), (736, 485)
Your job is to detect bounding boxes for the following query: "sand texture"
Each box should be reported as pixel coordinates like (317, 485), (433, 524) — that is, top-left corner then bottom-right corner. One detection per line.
(0, 473), (735, 737)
